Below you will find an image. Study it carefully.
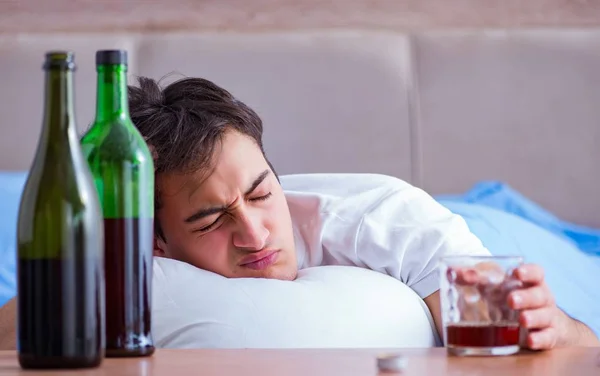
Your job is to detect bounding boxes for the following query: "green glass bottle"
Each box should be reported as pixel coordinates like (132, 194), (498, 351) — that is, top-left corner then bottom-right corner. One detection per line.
(80, 50), (155, 357)
(17, 51), (105, 369)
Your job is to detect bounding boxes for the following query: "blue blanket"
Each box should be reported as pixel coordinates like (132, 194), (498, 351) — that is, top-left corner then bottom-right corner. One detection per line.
(437, 181), (600, 256)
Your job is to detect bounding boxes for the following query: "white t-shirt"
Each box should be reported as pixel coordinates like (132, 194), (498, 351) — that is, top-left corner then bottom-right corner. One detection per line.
(281, 173), (491, 299)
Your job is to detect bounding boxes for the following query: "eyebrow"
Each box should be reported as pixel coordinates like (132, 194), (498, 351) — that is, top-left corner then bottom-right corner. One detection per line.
(244, 169), (270, 196)
(184, 169), (271, 224)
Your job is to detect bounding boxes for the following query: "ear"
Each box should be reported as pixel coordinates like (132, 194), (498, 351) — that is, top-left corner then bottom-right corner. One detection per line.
(153, 236), (169, 258)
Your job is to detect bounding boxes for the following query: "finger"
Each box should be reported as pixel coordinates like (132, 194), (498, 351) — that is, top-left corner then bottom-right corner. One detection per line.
(527, 327), (558, 350)
(509, 285), (553, 310)
(448, 267), (478, 285)
(519, 307), (555, 330)
(514, 264), (544, 285)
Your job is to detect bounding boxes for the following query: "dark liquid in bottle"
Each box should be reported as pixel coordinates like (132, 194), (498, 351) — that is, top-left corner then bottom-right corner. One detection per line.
(18, 258), (103, 369)
(104, 217), (155, 357)
(446, 322), (520, 347)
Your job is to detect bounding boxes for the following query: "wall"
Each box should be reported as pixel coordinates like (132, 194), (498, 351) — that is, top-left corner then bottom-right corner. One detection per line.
(1, 0), (600, 33)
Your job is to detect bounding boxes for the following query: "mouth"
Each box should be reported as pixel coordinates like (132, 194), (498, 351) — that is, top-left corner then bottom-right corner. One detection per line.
(239, 250), (280, 270)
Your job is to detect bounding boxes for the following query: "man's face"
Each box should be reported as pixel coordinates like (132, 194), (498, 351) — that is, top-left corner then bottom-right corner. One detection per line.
(154, 130), (298, 281)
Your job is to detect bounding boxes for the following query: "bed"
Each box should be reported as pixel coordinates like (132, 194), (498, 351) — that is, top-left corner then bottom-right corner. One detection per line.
(1, 28), (599, 341)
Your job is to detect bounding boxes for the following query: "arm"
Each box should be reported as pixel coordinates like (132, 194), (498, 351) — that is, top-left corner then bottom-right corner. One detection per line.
(0, 297), (17, 350)
(392, 188), (600, 348)
(423, 290), (444, 339)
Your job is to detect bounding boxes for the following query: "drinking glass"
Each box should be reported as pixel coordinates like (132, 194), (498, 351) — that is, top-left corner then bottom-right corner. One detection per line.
(439, 255), (524, 356)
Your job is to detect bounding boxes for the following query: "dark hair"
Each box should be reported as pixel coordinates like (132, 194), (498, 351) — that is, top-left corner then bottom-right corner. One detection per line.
(128, 76), (274, 240)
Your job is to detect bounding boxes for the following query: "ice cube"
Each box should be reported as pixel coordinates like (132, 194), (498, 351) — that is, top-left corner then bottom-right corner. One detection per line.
(457, 285), (489, 321)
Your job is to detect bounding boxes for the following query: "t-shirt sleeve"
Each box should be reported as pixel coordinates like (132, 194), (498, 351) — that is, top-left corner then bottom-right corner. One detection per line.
(352, 180), (491, 299)
(287, 174), (491, 299)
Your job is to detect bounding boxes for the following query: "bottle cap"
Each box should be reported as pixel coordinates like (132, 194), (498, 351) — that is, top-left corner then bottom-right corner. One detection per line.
(376, 353), (407, 373)
(96, 50), (127, 66)
(43, 51), (76, 70)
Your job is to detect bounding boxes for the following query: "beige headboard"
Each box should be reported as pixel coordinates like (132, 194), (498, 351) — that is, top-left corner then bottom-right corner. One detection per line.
(1, 29), (599, 228)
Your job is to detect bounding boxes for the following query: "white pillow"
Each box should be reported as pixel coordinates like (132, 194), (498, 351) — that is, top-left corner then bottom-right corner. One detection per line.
(152, 257), (441, 348)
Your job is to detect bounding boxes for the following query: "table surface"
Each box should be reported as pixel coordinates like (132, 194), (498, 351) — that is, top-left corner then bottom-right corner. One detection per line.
(1, 348), (599, 375)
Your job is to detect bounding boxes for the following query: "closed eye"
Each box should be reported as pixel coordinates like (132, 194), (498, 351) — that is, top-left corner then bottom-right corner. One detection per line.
(194, 216), (223, 233)
(249, 192), (272, 202)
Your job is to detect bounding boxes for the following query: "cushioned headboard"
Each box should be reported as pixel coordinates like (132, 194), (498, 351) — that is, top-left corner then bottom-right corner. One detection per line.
(1, 29), (599, 228)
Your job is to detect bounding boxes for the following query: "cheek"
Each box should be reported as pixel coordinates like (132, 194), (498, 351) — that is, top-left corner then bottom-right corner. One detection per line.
(187, 229), (232, 267)
(199, 229), (230, 250)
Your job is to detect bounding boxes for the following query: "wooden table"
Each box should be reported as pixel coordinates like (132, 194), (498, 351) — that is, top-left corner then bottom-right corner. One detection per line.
(0, 348), (599, 375)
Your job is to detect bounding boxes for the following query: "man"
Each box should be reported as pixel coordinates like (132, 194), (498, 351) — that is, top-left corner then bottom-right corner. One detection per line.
(127, 76), (599, 349)
(0, 76), (598, 350)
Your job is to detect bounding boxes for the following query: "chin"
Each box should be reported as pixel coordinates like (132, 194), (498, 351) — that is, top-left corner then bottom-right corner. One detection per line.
(242, 265), (298, 281)
(272, 266), (298, 281)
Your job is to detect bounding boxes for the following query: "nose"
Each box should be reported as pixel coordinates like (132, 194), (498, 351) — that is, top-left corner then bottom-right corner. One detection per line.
(232, 212), (269, 251)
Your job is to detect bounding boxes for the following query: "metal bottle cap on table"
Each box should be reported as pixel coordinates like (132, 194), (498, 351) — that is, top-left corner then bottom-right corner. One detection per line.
(377, 353), (407, 373)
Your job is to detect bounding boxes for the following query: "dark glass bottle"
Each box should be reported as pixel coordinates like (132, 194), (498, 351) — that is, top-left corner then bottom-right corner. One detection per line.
(16, 51), (105, 369)
(80, 50), (155, 357)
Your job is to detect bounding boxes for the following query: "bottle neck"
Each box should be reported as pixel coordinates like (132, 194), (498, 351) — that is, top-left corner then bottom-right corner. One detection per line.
(94, 64), (129, 124)
(42, 68), (77, 141)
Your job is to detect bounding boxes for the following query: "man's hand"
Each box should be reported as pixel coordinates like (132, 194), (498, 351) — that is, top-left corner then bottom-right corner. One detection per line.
(506, 264), (599, 349)
(452, 262), (599, 350)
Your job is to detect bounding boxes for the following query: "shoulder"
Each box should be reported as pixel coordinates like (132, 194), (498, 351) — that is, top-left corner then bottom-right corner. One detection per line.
(281, 173), (414, 204)
(281, 173), (444, 221)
